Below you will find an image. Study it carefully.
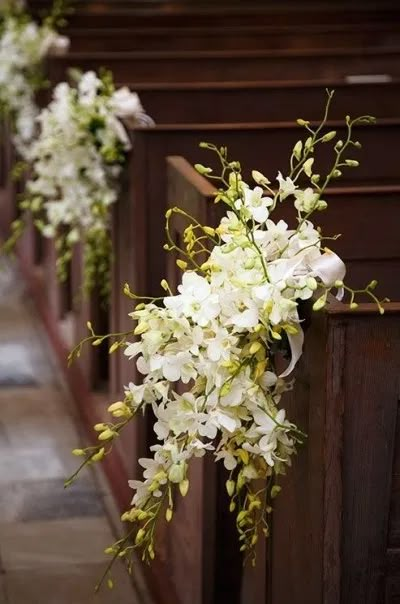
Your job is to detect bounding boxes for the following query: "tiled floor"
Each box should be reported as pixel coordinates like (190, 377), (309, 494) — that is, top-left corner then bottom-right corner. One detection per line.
(0, 261), (150, 604)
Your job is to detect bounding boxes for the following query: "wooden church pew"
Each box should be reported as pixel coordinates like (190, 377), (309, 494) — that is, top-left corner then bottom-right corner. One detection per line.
(40, 1), (400, 31)
(66, 23), (400, 53)
(48, 46), (400, 85)
(127, 79), (400, 125)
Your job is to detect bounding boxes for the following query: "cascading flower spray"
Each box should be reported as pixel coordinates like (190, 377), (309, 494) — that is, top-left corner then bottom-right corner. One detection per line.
(66, 92), (386, 588)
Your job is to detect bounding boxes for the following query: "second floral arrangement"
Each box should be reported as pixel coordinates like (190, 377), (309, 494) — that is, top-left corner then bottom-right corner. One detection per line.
(6, 69), (154, 298)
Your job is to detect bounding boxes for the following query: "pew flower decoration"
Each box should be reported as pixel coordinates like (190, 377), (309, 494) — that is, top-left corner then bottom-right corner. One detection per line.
(0, 0), (69, 158)
(6, 70), (154, 298)
(67, 92), (386, 586)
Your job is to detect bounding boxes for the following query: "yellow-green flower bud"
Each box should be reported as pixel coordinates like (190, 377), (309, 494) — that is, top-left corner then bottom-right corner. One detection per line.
(94, 423), (107, 432)
(313, 295), (326, 311)
(251, 170), (270, 186)
(203, 226), (215, 236)
(98, 428), (116, 441)
(293, 140), (303, 161)
(72, 448), (85, 456)
(195, 163), (212, 175)
(135, 528), (145, 544)
(249, 341), (262, 355)
(176, 259), (187, 270)
(165, 508), (173, 522)
(134, 322), (148, 335)
(92, 447), (105, 462)
(321, 130), (336, 142)
(108, 342), (119, 354)
(303, 158), (314, 177)
(296, 119), (310, 127)
(226, 480), (235, 497)
(179, 478), (189, 497)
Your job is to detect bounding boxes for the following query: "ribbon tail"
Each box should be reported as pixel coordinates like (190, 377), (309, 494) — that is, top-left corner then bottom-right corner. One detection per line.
(280, 329), (304, 378)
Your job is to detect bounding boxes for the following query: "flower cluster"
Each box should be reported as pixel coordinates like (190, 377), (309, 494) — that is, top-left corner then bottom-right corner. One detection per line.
(0, 0), (69, 158)
(67, 93), (385, 586)
(8, 70), (154, 297)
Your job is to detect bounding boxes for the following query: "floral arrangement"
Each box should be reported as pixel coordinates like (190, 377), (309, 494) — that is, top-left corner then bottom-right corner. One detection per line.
(66, 93), (385, 586)
(0, 0), (69, 158)
(6, 69), (154, 298)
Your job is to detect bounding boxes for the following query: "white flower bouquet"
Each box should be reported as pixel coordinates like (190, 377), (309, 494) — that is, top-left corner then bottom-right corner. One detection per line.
(6, 69), (153, 297)
(67, 93), (386, 586)
(0, 0), (69, 158)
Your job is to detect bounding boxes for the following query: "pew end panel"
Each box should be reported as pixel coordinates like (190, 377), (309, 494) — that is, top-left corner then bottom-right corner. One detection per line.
(166, 155), (400, 604)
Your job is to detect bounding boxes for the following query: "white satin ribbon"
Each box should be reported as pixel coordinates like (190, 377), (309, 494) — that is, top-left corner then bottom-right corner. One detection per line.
(308, 250), (346, 300)
(279, 329), (304, 378)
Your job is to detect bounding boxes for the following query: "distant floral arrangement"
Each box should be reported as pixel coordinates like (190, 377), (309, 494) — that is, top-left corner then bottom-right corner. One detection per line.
(0, 0), (69, 158)
(5, 69), (154, 298)
(66, 93), (385, 587)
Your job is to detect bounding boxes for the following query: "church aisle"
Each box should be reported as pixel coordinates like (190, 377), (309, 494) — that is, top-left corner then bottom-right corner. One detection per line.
(0, 261), (145, 604)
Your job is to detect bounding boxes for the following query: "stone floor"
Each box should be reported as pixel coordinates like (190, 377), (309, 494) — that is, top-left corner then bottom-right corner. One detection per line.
(0, 260), (150, 604)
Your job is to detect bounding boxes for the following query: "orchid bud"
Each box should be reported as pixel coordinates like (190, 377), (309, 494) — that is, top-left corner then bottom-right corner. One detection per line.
(303, 158), (314, 177)
(195, 163), (212, 175)
(98, 428), (116, 441)
(72, 448), (85, 456)
(92, 447), (105, 462)
(293, 140), (303, 161)
(179, 478), (189, 497)
(304, 136), (313, 151)
(176, 259), (187, 270)
(203, 226), (215, 236)
(94, 423), (107, 432)
(252, 170), (270, 186)
(108, 342), (119, 354)
(249, 341), (262, 355)
(226, 480), (235, 497)
(296, 119), (310, 127)
(313, 295), (326, 311)
(345, 159), (359, 167)
(321, 130), (336, 142)
(166, 508), (173, 522)
(135, 528), (145, 544)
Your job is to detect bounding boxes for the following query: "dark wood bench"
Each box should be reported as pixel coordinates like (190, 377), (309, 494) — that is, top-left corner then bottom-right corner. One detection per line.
(66, 23), (400, 53)
(35, 1), (400, 30)
(123, 79), (400, 125)
(48, 46), (400, 84)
